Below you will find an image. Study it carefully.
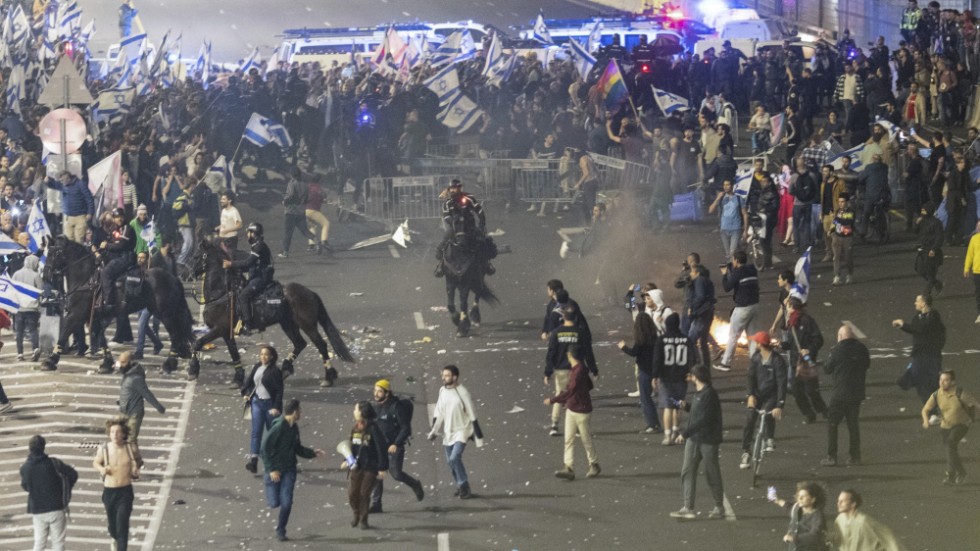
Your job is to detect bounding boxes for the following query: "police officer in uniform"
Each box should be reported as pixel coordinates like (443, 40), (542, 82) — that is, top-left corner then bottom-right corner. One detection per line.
(224, 222), (273, 334)
(435, 180), (488, 277)
(599, 34), (629, 65)
(96, 208), (136, 310)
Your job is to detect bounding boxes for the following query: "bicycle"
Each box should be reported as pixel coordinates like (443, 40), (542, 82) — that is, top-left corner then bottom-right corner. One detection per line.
(864, 199), (891, 245)
(749, 409), (774, 488)
(745, 212), (767, 270)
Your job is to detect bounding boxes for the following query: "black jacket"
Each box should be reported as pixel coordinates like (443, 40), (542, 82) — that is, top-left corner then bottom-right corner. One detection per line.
(541, 298), (581, 335)
(232, 238), (273, 281)
(722, 264), (760, 307)
(683, 384), (723, 445)
(20, 453), (78, 514)
(901, 309), (945, 359)
(376, 395), (412, 448)
(788, 312), (824, 365)
(241, 362), (284, 412)
(652, 331), (695, 383)
(546, 322), (598, 377)
(916, 215), (945, 252)
(351, 422), (390, 472)
(620, 341), (654, 375)
(747, 351), (788, 407)
(105, 223), (137, 261)
(824, 338), (870, 402)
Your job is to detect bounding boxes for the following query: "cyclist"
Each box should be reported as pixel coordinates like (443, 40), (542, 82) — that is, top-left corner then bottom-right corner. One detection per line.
(740, 332), (788, 469)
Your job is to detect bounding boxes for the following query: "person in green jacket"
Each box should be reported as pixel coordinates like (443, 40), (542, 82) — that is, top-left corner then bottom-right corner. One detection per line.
(260, 399), (325, 542)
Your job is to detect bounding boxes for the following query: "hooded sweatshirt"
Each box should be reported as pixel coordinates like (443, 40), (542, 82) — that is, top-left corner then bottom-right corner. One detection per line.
(647, 289), (675, 332)
(119, 364), (166, 417)
(11, 255), (42, 312)
(653, 313), (696, 383)
(20, 452), (78, 514)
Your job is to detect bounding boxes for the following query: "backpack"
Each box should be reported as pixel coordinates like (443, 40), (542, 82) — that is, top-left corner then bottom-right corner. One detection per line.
(48, 457), (76, 510)
(398, 395), (415, 432)
(932, 387), (976, 422)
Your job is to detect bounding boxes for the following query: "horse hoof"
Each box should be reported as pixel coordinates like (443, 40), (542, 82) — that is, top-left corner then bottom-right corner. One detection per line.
(162, 357), (178, 374)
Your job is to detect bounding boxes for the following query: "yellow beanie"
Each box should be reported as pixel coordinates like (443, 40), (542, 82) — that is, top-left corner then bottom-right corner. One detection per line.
(375, 379), (391, 391)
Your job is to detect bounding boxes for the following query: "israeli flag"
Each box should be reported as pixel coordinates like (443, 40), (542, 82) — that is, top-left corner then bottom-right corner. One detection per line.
(80, 19), (95, 45)
(482, 32), (502, 78)
(0, 274), (41, 314)
(533, 12), (552, 44)
(830, 143), (867, 172)
(0, 231), (24, 255)
(873, 118), (900, 142)
(93, 85), (136, 120)
(486, 53), (516, 88)
(424, 64), (460, 105)
(790, 247), (812, 303)
(430, 31), (476, 67)
(243, 113), (293, 148)
(438, 93), (484, 133)
(567, 39), (596, 80)
(653, 86), (689, 116)
(140, 218), (157, 250)
(587, 21), (602, 53)
(57, 1), (82, 38)
(8, 5), (29, 50)
(733, 166), (754, 198)
(239, 46), (260, 73)
(26, 199), (51, 253)
(119, 32), (147, 70)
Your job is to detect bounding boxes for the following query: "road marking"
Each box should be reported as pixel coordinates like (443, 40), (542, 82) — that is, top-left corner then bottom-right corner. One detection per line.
(388, 245), (400, 258)
(771, 255), (782, 264)
(722, 493), (737, 520)
(414, 312), (425, 330)
(438, 532), (450, 551)
(843, 320), (867, 339)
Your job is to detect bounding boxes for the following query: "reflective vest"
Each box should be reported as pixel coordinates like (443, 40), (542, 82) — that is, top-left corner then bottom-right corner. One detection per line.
(901, 8), (921, 31)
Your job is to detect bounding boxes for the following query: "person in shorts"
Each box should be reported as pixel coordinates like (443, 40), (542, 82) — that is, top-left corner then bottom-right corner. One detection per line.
(654, 313), (695, 445)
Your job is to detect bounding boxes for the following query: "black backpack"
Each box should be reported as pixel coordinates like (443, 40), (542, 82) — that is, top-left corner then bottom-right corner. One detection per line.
(398, 396), (415, 431)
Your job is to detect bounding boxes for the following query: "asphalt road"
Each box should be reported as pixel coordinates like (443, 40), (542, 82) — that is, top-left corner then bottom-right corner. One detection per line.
(75, 0), (608, 62)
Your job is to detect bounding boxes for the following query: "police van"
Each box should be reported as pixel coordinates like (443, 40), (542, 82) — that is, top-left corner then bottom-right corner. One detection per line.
(279, 21), (488, 68)
(516, 15), (711, 53)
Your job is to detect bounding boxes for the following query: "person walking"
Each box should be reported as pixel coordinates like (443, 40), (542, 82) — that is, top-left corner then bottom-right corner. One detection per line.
(914, 202), (945, 295)
(93, 417), (141, 551)
(892, 294), (945, 411)
(242, 345), (285, 474)
(717, 250), (761, 371)
(786, 297), (827, 423)
(545, 305), (598, 436)
(768, 481), (830, 551)
(921, 370), (978, 485)
(670, 364), (732, 520)
(304, 173), (333, 253)
(708, 179), (748, 262)
(340, 401), (389, 529)
(617, 313), (661, 434)
(830, 194), (856, 285)
(685, 264), (717, 369)
(260, 399), (326, 541)
(279, 167), (318, 258)
(831, 489), (909, 551)
(739, 332), (787, 469)
(963, 219), (980, 324)
(653, 313), (694, 446)
(427, 365), (483, 499)
(369, 379), (425, 514)
(546, 345), (600, 480)
(20, 434), (78, 551)
(117, 351), (166, 468)
(11, 254), (42, 362)
(821, 324), (870, 467)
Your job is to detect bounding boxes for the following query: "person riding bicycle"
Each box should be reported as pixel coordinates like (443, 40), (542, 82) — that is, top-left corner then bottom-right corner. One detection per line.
(739, 331), (787, 470)
(96, 208), (137, 310)
(223, 222), (273, 334)
(856, 153), (890, 236)
(435, 180), (490, 277)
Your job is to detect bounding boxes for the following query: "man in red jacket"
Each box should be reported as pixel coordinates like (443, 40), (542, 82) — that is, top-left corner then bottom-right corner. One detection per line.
(544, 345), (600, 480)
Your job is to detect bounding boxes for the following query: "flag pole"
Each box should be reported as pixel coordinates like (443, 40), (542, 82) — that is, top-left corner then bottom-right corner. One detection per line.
(627, 96), (641, 122)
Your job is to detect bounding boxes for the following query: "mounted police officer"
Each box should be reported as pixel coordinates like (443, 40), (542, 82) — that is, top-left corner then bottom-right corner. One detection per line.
(96, 208), (137, 310)
(435, 179), (488, 277)
(223, 222), (273, 334)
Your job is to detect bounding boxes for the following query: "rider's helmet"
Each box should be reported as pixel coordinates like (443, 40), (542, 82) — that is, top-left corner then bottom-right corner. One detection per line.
(449, 179), (462, 195)
(246, 222), (263, 243)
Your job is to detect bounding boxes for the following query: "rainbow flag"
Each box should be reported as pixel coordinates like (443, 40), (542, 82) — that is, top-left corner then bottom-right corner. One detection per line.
(596, 60), (628, 111)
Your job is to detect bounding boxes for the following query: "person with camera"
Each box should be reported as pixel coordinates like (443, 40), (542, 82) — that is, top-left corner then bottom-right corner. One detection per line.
(786, 297), (827, 424)
(739, 332), (787, 469)
(717, 250), (761, 372)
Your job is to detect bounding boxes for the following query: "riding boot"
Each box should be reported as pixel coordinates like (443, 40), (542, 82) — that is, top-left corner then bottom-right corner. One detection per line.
(434, 263), (444, 278)
(227, 367), (245, 389)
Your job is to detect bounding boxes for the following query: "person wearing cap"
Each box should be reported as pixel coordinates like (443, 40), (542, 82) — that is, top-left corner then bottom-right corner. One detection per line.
(129, 204), (158, 256)
(95, 208), (137, 310)
(369, 379), (424, 513)
(739, 331), (787, 470)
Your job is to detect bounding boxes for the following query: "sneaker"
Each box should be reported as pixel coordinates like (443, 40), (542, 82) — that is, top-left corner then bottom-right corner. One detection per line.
(411, 480), (425, 501)
(555, 466), (575, 480)
(832, 276), (842, 286)
(277, 252), (289, 259)
(739, 452), (751, 469)
(845, 275), (853, 285)
(276, 533), (289, 542)
(527, 203), (537, 212)
(764, 439), (775, 453)
(627, 390), (641, 398)
(929, 414), (941, 426)
(16, 354), (23, 362)
(549, 425), (560, 436)
(820, 457), (838, 467)
(943, 471), (955, 485)
(713, 363), (731, 372)
(153, 344), (164, 355)
(642, 426), (657, 434)
(707, 506), (725, 519)
(669, 507), (696, 519)
(712, 347), (724, 361)
(586, 463), (601, 478)
(31, 349), (40, 362)
(955, 472), (967, 485)
(662, 432), (673, 445)
(0, 402), (13, 414)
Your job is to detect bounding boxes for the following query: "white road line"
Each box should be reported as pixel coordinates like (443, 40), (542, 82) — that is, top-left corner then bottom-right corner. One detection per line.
(437, 532), (450, 551)
(388, 244), (400, 258)
(722, 493), (737, 520)
(7, 391), (184, 403)
(414, 311), (425, 330)
(142, 380), (196, 551)
(842, 320), (867, 339)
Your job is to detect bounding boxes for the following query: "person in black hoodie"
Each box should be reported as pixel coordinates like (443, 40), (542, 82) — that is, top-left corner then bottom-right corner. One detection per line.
(914, 201), (945, 295)
(822, 324), (870, 467)
(242, 345), (285, 474)
(786, 297), (827, 424)
(369, 379), (424, 513)
(892, 294), (945, 409)
(20, 434), (78, 551)
(341, 401), (389, 529)
(652, 313), (695, 446)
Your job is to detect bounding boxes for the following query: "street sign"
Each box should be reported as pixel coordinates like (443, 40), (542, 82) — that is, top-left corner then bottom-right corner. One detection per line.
(39, 108), (87, 154)
(36, 55), (95, 106)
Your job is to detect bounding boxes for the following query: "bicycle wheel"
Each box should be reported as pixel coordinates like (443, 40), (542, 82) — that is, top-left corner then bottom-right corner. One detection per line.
(750, 239), (764, 270)
(880, 210), (891, 245)
(751, 428), (765, 488)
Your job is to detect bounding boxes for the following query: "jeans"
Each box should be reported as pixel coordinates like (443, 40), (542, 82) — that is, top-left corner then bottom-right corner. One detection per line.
(792, 204), (812, 250)
(249, 398), (276, 456)
(177, 226), (194, 266)
(680, 439), (725, 510)
(564, 410), (598, 470)
(444, 441), (468, 487)
(102, 485), (134, 551)
(32, 509), (67, 551)
(792, 378), (827, 421)
(719, 229), (741, 262)
(741, 405), (776, 452)
(282, 213), (316, 253)
(942, 424), (969, 477)
(135, 308), (162, 355)
(827, 398), (861, 461)
(721, 304), (759, 366)
(637, 369), (660, 430)
(264, 468), (297, 536)
(14, 311), (39, 355)
(688, 312), (713, 368)
(370, 445), (420, 507)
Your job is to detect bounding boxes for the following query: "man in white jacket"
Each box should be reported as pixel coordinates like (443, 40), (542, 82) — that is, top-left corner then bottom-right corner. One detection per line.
(428, 365), (482, 499)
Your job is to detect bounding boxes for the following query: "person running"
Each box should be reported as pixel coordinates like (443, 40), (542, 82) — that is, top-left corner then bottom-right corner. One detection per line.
(117, 351), (166, 468)
(369, 379), (425, 513)
(340, 401), (388, 529)
(768, 481), (830, 551)
(921, 370), (978, 485)
(93, 417), (141, 551)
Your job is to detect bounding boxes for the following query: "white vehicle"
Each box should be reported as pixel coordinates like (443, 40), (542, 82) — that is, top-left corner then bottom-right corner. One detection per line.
(517, 15), (705, 54)
(703, 8), (759, 31)
(718, 19), (773, 41)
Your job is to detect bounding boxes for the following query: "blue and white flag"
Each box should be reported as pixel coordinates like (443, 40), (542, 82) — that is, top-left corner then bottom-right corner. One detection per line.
(424, 64), (460, 105)
(6, 5), (30, 53)
(0, 232), (24, 255)
(206, 154), (233, 192)
(830, 143), (867, 172)
(239, 46), (260, 73)
(790, 247), (811, 303)
(93, 85), (135, 121)
(873, 118), (900, 142)
(567, 39), (596, 80)
(56, 0), (82, 38)
(80, 18), (95, 45)
(533, 12), (553, 44)
(733, 166), (754, 198)
(438, 93), (484, 133)
(0, 274), (41, 314)
(482, 32), (502, 78)
(118, 32), (146, 70)
(653, 86), (689, 116)
(587, 21), (602, 53)
(5, 65), (23, 115)
(26, 199), (50, 254)
(243, 113), (292, 148)
(486, 53), (516, 88)
(430, 31), (476, 67)
(140, 218), (157, 250)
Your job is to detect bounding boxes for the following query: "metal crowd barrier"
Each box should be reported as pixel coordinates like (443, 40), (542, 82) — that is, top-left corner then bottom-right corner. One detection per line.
(358, 175), (457, 222)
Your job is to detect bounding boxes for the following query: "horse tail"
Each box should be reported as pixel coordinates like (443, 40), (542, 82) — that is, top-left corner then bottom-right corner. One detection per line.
(316, 296), (354, 362)
(475, 280), (499, 306)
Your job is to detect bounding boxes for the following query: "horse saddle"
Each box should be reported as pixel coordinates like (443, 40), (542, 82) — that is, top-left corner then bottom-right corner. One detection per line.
(250, 281), (285, 328)
(121, 268), (145, 302)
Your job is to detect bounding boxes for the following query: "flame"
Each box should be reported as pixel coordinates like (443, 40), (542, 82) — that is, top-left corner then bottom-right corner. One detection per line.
(710, 317), (748, 348)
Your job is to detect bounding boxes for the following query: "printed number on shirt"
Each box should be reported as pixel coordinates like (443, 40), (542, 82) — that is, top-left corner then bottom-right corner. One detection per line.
(664, 344), (688, 366)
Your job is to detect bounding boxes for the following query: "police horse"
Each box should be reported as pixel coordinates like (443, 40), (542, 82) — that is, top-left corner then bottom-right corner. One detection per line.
(41, 235), (195, 374)
(190, 239), (354, 387)
(436, 228), (498, 337)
